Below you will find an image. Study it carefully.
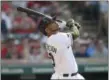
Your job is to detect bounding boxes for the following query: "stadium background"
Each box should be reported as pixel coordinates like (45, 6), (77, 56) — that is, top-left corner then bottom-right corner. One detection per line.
(1, 1), (108, 80)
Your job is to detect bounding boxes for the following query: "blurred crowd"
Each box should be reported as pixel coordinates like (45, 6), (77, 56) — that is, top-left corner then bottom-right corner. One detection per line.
(73, 33), (108, 58)
(1, 1), (108, 61)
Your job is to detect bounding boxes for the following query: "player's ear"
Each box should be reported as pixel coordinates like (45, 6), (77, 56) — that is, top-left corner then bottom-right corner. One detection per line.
(45, 28), (49, 33)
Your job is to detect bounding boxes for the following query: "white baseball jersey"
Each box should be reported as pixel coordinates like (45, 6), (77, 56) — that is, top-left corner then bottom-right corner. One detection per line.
(45, 32), (78, 74)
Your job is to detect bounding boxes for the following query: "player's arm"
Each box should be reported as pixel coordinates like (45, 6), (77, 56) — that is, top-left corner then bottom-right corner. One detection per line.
(66, 19), (80, 40)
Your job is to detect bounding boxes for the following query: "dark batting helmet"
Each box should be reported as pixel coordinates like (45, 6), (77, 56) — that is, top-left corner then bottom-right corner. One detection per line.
(38, 17), (56, 36)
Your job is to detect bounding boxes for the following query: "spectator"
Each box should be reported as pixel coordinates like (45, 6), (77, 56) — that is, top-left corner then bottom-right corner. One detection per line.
(28, 34), (46, 62)
(8, 45), (21, 59)
(85, 37), (96, 57)
(1, 19), (8, 39)
(4, 38), (15, 59)
(75, 44), (88, 57)
(92, 40), (108, 58)
(14, 39), (24, 59)
(1, 2), (13, 32)
(29, 47), (42, 62)
(1, 40), (8, 59)
(5, 39), (23, 59)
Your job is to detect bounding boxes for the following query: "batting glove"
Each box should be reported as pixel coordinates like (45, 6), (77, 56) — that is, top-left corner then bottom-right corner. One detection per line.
(66, 19), (81, 29)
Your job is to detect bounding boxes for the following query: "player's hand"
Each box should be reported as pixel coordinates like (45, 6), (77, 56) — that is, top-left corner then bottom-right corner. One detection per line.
(74, 22), (81, 29)
(66, 19), (75, 29)
(66, 19), (81, 29)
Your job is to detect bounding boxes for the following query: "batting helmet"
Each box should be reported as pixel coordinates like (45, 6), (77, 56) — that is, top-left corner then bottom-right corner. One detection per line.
(38, 17), (55, 36)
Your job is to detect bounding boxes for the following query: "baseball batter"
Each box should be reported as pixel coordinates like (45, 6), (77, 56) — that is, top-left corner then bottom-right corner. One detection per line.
(39, 18), (85, 80)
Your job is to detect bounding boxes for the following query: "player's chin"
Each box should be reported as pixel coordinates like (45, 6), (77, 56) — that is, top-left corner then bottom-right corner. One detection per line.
(52, 31), (58, 35)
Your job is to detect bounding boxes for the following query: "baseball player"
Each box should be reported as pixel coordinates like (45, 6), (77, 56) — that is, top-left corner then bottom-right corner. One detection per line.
(38, 18), (85, 80)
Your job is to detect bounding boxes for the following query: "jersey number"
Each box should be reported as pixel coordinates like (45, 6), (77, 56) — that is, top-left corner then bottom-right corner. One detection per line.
(49, 53), (55, 67)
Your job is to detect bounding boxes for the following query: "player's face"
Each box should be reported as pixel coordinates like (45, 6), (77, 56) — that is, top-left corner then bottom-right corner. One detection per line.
(45, 22), (59, 37)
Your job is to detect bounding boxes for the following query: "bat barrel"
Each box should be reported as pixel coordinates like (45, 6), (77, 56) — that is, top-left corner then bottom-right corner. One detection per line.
(17, 7), (36, 15)
(17, 7), (52, 20)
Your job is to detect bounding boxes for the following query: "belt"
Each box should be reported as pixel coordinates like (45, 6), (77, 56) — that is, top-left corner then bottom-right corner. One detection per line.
(63, 72), (78, 77)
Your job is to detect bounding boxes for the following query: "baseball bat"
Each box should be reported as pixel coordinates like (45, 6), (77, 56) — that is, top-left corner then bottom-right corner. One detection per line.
(17, 6), (52, 20)
(17, 7), (65, 23)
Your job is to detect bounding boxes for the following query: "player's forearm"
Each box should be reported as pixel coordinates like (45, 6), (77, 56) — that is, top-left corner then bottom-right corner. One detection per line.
(70, 25), (80, 40)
